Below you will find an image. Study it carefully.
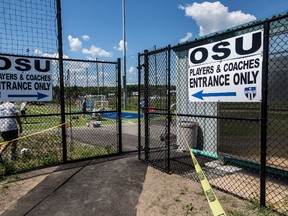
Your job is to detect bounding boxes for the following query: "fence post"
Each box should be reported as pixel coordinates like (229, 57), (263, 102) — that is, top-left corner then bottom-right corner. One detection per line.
(56, 0), (67, 163)
(167, 45), (171, 173)
(117, 58), (122, 154)
(260, 21), (270, 207)
(144, 50), (149, 161)
(137, 53), (141, 159)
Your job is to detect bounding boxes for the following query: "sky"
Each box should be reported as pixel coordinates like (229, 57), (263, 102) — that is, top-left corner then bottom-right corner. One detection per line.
(60, 0), (288, 84)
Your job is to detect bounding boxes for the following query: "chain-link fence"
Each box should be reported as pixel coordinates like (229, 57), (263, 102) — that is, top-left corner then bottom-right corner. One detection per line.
(62, 58), (121, 162)
(139, 12), (288, 215)
(0, 0), (122, 177)
(0, 0), (57, 57)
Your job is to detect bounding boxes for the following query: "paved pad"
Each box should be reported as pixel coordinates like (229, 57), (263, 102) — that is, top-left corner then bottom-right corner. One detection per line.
(2, 154), (147, 216)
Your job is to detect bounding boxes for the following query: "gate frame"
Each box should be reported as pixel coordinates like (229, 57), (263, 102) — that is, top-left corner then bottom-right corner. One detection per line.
(56, 0), (122, 161)
(138, 12), (288, 209)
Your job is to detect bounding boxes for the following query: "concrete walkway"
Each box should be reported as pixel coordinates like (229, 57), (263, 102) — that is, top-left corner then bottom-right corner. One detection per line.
(2, 154), (147, 216)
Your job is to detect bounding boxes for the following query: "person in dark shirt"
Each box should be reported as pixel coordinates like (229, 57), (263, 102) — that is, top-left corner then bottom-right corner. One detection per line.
(82, 97), (87, 118)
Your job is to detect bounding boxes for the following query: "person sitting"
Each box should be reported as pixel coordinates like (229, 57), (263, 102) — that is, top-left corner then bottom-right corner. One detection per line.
(91, 107), (103, 121)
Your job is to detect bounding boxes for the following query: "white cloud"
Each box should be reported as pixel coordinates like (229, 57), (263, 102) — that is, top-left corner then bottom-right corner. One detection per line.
(115, 40), (127, 51)
(82, 45), (112, 57)
(33, 49), (43, 55)
(86, 56), (96, 61)
(179, 32), (193, 43)
(42, 53), (69, 59)
(82, 35), (90, 41)
(68, 35), (82, 51)
(33, 49), (69, 58)
(179, 1), (256, 36)
(128, 66), (136, 74)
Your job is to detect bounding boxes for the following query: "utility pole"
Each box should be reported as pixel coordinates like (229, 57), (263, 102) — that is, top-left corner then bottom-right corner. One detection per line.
(122, 0), (127, 110)
(86, 67), (88, 91)
(102, 62), (104, 87)
(154, 45), (157, 88)
(96, 58), (99, 95)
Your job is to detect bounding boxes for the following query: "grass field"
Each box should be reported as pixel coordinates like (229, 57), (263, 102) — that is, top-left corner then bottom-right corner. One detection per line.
(0, 103), (120, 177)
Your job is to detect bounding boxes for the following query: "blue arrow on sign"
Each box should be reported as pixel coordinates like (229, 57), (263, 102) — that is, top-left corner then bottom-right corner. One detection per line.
(192, 90), (236, 100)
(8, 92), (48, 100)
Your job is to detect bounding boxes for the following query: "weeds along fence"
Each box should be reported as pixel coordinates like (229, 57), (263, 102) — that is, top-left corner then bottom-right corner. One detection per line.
(0, 0), (122, 177)
(138, 12), (288, 214)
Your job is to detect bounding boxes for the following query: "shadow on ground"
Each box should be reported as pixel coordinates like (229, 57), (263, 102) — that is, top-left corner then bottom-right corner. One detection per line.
(2, 154), (147, 216)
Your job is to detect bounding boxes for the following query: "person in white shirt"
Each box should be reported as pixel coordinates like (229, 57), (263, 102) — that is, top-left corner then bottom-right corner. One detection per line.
(0, 101), (23, 162)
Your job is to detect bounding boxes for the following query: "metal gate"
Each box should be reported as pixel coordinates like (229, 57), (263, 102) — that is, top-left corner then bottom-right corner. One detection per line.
(138, 12), (288, 214)
(0, 0), (122, 177)
(138, 47), (173, 171)
(63, 58), (122, 161)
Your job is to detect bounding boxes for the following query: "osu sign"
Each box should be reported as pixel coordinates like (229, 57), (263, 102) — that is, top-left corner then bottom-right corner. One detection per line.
(188, 30), (263, 102)
(0, 55), (53, 102)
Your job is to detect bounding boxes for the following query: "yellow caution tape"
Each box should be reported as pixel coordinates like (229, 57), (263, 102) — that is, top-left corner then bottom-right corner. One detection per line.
(0, 123), (66, 146)
(188, 149), (226, 216)
(175, 111), (226, 216)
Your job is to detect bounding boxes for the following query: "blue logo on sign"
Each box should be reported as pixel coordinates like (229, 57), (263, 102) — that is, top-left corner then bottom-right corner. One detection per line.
(244, 87), (256, 100)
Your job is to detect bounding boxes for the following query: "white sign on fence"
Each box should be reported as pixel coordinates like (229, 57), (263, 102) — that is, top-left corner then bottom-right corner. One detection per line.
(0, 55), (52, 102)
(188, 30), (263, 102)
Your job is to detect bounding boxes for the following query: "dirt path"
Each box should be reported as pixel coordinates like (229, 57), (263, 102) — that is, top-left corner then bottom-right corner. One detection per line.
(0, 160), (281, 216)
